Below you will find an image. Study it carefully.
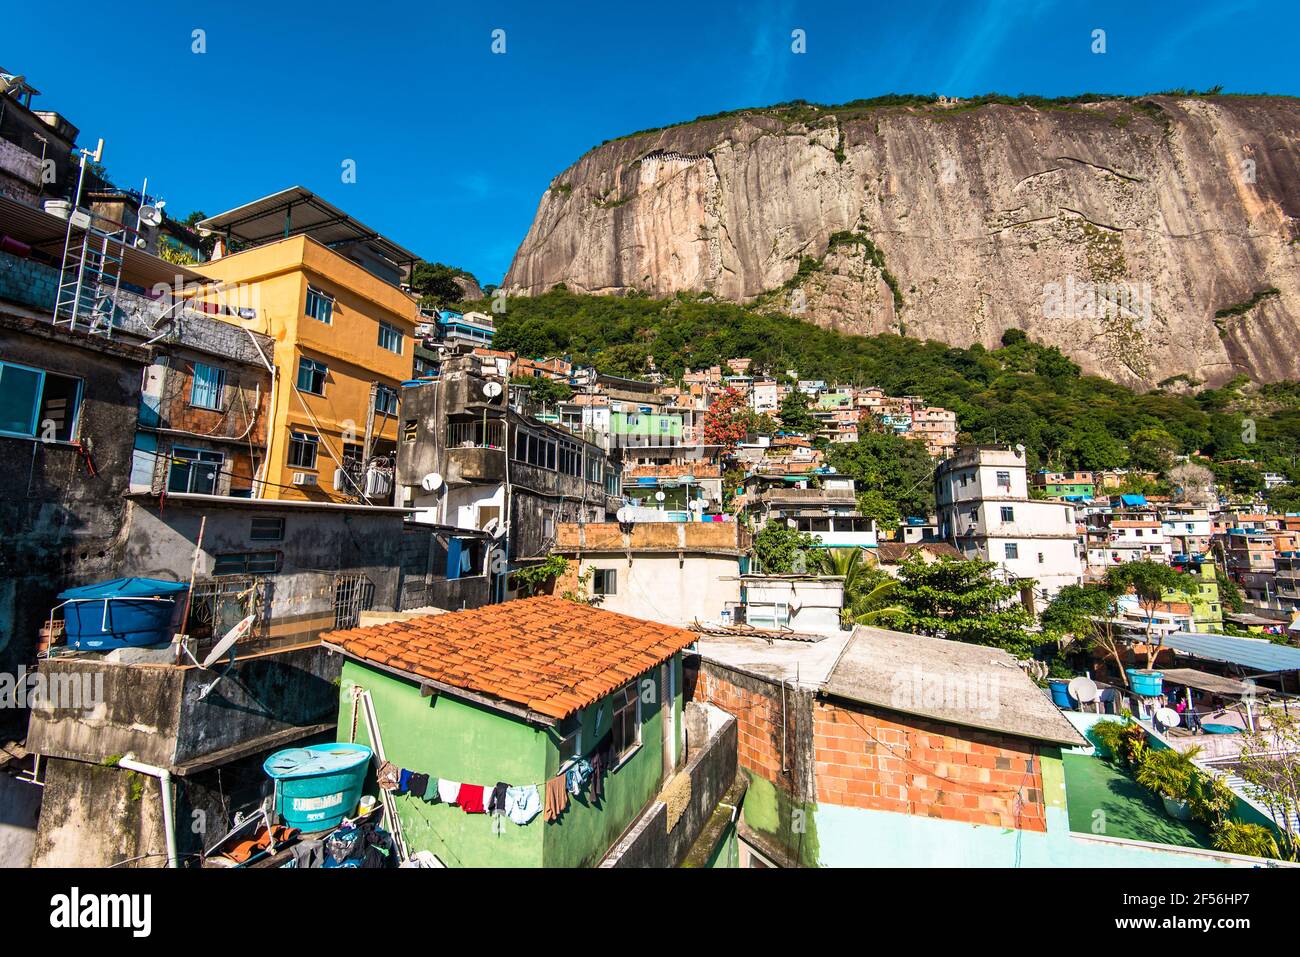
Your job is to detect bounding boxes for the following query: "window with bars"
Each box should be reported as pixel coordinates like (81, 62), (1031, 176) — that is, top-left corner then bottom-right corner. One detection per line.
(213, 551), (281, 576)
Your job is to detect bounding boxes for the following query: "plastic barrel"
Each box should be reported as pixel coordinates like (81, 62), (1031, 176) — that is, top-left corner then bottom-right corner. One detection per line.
(1048, 680), (1074, 709)
(263, 744), (373, 831)
(1126, 669), (1164, 697)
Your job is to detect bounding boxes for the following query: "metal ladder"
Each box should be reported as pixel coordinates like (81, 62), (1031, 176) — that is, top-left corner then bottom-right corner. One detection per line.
(53, 212), (127, 336)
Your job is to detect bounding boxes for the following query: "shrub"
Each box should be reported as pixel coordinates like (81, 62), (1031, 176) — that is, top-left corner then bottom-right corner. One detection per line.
(1213, 822), (1280, 859)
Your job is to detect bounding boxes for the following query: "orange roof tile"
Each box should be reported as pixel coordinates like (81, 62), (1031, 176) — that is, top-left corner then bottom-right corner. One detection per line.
(322, 595), (698, 721)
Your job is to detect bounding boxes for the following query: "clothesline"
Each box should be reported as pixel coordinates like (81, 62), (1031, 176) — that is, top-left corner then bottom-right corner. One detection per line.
(374, 730), (617, 826)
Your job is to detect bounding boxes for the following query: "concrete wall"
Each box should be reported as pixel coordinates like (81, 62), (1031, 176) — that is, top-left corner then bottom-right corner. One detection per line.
(0, 315), (149, 739)
(558, 552), (741, 628)
(119, 500), (405, 641)
(602, 703), (739, 868)
(0, 771), (41, 867)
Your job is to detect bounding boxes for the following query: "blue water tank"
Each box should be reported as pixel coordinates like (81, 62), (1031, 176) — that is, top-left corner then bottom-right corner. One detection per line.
(58, 578), (189, 650)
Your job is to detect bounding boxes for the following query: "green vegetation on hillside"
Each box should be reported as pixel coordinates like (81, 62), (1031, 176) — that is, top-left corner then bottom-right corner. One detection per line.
(483, 289), (1300, 491)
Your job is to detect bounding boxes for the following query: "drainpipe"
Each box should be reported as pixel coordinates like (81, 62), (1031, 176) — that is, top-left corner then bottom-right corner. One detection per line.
(118, 754), (178, 869)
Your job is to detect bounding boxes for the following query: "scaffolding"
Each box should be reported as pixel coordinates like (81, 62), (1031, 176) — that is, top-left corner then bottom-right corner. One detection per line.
(53, 209), (129, 336)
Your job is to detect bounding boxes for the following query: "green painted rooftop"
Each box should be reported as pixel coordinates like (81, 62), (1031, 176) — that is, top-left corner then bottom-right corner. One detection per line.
(1062, 752), (1215, 850)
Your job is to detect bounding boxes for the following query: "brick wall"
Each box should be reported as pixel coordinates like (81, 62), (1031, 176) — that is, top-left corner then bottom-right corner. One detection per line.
(0, 249), (58, 312)
(813, 700), (1047, 831)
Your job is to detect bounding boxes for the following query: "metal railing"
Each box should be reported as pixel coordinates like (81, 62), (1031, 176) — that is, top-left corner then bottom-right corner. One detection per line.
(447, 419), (505, 450)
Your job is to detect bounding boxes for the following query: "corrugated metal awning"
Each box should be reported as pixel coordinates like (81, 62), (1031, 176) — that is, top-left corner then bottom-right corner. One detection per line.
(1163, 631), (1300, 673)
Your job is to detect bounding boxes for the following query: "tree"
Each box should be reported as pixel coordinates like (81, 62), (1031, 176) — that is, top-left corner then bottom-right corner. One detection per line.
(1235, 712), (1300, 861)
(1127, 427), (1180, 473)
(1168, 461), (1216, 503)
(809, 548), (903, 626)
(1041, 583), (1130, 685)
(410, 261), (478, 305)
(777, 390), (818, 433)
(887, 555), (1036, 657)
(703, 387), (750, 451)
(752, 523), (817, 574)
(1105, 561), (1197, 669)
(511, 375), (571, 408)
(826, 432), (934, 525)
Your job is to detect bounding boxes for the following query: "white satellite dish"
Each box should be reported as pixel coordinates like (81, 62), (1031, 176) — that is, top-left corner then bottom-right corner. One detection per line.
(483, 381), (503, 398)
(616, 506), (632, 523)
(654, 491), (666, 502)
(1155, 707), (1181, 729)
(1067, 676), (1098, 704)
(138, 203), (164, 227)
(201, 614), (255, 669)
(0, 74), (26, 96)
(421, 472), (443, 492)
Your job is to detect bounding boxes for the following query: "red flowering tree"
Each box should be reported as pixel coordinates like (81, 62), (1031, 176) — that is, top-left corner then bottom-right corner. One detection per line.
(703, 387), (750, 451)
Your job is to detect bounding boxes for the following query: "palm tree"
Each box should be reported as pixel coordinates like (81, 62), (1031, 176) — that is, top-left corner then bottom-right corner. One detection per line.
(811, 548), (905, 627)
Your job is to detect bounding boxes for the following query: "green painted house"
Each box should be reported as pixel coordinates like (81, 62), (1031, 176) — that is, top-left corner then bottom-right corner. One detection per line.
(324, 595), (694, 867)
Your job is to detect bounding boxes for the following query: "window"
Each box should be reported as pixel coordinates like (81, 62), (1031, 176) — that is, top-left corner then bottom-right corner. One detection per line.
(377, 322), (403, 355)
(190, 362), (226, 410)
(593, 568), (617, 596)
(996, 470), (1012, 489)
(250, 517), (285, 541)
(213, 551), (281, 576)
(1004, 543), (1019, 560)
(610, 681), (641, 759)
(296, 357), (327, 396)
(288, 431), (319, 469)
(403, 419), (418, 443)
(555, 711), (582, 766)
(747, 602), (791, 629)
(1000, 506), (1015, 523)
(543, 509), (555, 539)
(1038, 552), (1045, 564)
(0, 361), (81, 441)
(374, 385), (398, 416)
(305, 286), (334, 324)
(167, 447), (224, 494)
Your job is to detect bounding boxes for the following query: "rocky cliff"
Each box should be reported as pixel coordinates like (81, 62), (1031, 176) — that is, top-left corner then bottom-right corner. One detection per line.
(504, 96), (1300, 388)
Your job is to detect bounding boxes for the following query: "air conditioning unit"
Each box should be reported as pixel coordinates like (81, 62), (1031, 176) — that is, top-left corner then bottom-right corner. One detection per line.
(291, 472), (317, 486)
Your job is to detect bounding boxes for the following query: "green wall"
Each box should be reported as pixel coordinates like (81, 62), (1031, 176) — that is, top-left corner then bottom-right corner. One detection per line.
(337, 653), (684, 868)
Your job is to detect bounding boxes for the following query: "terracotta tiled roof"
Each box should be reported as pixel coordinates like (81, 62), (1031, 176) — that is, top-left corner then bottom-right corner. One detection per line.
(322, 595), (697, 721)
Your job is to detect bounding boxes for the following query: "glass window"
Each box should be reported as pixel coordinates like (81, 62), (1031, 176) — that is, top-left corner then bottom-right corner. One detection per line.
(374, 384), (398, 416)
(167, 447), (224, 494)
(305, 286), (334, 324)
(288, 431), (319, 469)
(213, 551), (281, 576)
(555, 711), (582, 766)
(296, 357), (327, 395)
(593, 568), (617, 596)
(190, 362), (225, 410)
(1004, 542), (1019, 559)
(1000, 506), (1015, 523)
(0, 362), (81, 441)
(996, 470), (1011, 488)
(377, 322), (403, 354)
(610, 681), (641, 759)
(250, 517), (285, 541)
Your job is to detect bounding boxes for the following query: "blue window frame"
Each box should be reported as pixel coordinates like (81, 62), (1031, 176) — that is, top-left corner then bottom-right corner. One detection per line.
(0, 360), (82, 441)
(377, 321), (403, 354)
(305, 286), (334, 324)
(190, 362), (225, 410)
(296, 357), (327, 395)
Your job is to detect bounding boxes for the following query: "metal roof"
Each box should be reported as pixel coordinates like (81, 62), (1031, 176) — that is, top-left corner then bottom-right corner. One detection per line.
(196, 186), (419, 269)
(1163, 631), (1300, 673)
(0, 194), (207, 288)
(1158, 667), (1252, 697)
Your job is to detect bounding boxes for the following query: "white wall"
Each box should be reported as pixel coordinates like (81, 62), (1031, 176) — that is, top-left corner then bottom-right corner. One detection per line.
(577, 553), (741, 628)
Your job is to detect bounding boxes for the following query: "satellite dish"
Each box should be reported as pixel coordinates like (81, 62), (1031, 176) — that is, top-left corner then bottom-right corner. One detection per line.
(483, 381), (503, 398)
(138, 204), (164, 227)
(421, 472), (443, 492)
(688, 500), (705, 511)
(654, 491), (666, 502)
(1155, 707), (1181, 729)
(0, 74), (26, 96)
(201, 614), (255, 669)
(1068, 676), (1099, 704)
(616, 507), (631, 523)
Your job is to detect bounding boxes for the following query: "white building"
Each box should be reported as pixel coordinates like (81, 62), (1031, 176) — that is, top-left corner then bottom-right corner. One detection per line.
(750, 380), (780, 414)
(935, 446), (1083, 608)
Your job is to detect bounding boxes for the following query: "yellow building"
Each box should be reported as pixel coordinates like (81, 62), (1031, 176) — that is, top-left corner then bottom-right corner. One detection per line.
(194, 188), (420, 503)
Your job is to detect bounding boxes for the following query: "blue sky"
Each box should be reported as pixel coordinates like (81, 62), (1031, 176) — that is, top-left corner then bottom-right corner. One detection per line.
(4, 1), (1296, 284)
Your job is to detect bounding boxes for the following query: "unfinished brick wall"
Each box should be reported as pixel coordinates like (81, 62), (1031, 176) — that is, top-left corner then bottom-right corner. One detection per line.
(813, 700), (1047, 832)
